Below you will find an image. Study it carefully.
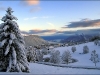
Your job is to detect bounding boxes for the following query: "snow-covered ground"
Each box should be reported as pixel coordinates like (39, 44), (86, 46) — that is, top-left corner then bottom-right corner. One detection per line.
(28, 42), (100, 74)
(1, 63), (100, 74)
(55, 42), (100, 67)
(29, 63), (100, 74)
(1, 41), (100, 74)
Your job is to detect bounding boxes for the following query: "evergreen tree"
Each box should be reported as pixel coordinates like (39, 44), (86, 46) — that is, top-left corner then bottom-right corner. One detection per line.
(0, 7), (29, 72)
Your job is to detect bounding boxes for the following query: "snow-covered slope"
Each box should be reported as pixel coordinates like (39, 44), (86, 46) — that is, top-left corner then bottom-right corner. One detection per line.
(1, 42), (100, 74)
(24, 35), (48, 47)
(29, 63), (100, 74)
(54, 42), (100, 67)
(1, 63), (100, 74)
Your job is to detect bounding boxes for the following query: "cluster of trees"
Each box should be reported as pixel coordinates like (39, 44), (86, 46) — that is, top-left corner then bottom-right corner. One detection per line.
(26, 42), (100, 67)
(90, 36), (100, 41)
(26, 45), (77, 65)
(49, 50), (78, 64)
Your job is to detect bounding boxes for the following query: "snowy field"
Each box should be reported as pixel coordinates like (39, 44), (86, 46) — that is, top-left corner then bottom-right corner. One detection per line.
(1, 42), (100, 74)
(54, 42), (100, 67)
(1, 63), (100, 74)
(28, 42), (100, 74)
(29, 63), (100, 74)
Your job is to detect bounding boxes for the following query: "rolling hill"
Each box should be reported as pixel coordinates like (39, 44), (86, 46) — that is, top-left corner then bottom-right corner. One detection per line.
(24, 35), (49, 47)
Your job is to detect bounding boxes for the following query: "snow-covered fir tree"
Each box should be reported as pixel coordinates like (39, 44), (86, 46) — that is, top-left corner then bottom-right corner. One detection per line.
(26, 46), (36, 63)
(61, 50), (72, 64)
(71, 46), (76, 53)
(83, 45), (89, 54)
(50, 50), (60, 64)
(0, 7), (29, 72)
(90, 50), (99, 66)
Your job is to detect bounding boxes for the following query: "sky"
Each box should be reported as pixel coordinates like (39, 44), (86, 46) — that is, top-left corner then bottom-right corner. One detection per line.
(0, 0), (100, 37)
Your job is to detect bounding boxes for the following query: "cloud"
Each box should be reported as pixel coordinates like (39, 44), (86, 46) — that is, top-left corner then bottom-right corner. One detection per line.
(19, 0), (40, 13)
(20, 0), (39, 6)
(0, 7), (6, 11)
(30, 6), (41, 13)
(30, 17), (38, 19)
(41, 16), (49, 19)
(19, 1), (28, 7)
(26, 0), (39, 5)
(57, 30), (75, 35)
(21, 29), (57, 35)
(47, 22), (55, 29)
(23, 16), (53, 20)
(62, 18), (100, 28)
(23, 18), (29, 21)
(24, 17), (38, 20)
(56, 28), (100, 35)
(40, 16), (54, 19)
(21, 28), (100, 37)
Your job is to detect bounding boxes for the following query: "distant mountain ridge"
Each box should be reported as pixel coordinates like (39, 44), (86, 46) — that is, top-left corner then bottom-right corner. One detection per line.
(41, 35), (68, 40)
(60, 34), (93, 43)
(24, 35), (48, 47)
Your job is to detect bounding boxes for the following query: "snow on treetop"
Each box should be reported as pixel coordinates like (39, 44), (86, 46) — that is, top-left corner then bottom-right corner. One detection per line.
(6, 7), (14, 15)
(6, 7), (13, 12)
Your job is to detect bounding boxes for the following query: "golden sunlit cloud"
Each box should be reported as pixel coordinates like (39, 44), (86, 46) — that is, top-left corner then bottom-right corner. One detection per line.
(26, 0), (39, 5)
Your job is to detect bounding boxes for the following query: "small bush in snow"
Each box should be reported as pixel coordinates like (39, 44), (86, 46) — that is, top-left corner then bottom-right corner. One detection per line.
(71, 58), (78, 63)
(83, 45), (89, 54)
(94, 40), (99, 45)
(50, 50), (60, 64)
(71, 46), (76, 53)
(44, 57), (50, 62)
(61, 50), (72, 64)
(90, 50), (99, 66)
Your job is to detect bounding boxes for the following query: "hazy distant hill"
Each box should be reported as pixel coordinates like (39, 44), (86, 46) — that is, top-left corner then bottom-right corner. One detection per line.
(61, 34), (93, 43)
(24, 35), (48, 47)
